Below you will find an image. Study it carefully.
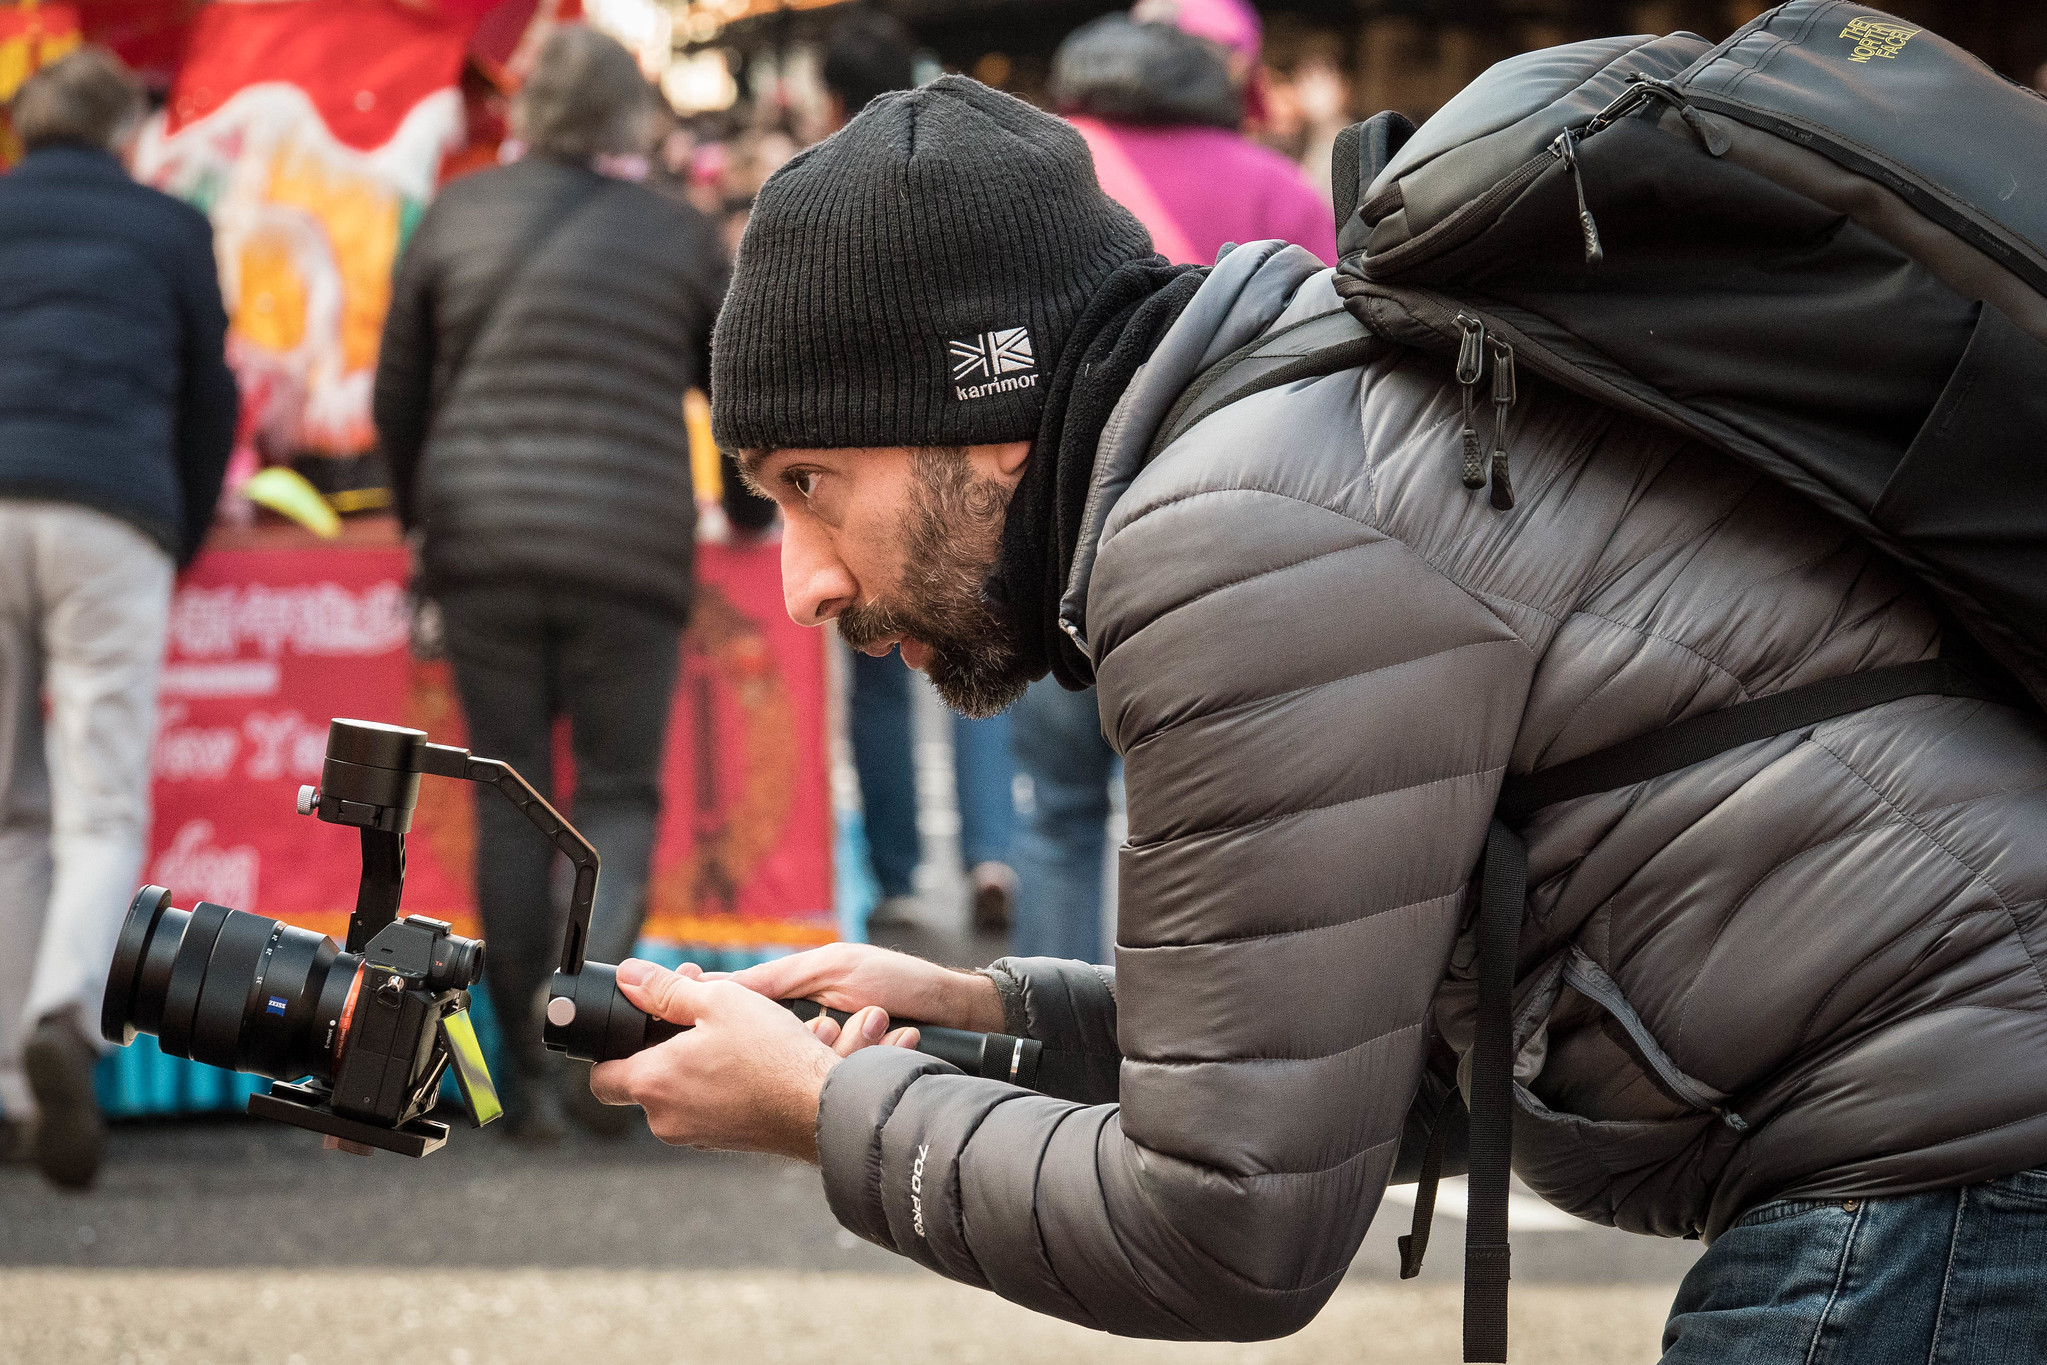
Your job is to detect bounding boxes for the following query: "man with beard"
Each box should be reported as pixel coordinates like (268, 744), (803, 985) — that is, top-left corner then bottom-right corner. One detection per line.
(589, 78), (2047, 1356)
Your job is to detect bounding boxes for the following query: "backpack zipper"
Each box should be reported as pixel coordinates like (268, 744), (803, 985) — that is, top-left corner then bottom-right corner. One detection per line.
(1548, 128), (1605, 268)
(1487, 338), (1518, 510)
(1547, 75), (1740, 270)
(1455, 314), (1487, 489)
(1452, 313), (1518, 509)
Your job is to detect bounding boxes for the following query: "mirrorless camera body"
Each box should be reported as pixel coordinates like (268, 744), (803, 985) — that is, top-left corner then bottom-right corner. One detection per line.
(101, 718), (1042, 1156)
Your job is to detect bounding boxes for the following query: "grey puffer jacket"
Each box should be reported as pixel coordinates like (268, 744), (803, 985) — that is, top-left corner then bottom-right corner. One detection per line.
(815, 242), (2047, 1339)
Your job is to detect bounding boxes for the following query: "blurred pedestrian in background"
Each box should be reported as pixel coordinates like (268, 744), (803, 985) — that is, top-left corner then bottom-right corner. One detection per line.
(0, 47), (236, 1189)
(820, 8), (1019, 936)
(1258, 33), (1354, 208)
(373, 26), (730, 1144)
(1007, 0), (1339, 963)
(821, 5), (917, 128)
(1050, 0), (1335, 268)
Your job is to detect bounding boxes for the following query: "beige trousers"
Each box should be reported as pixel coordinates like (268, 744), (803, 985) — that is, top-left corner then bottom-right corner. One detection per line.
(0, 500), (172, 1118)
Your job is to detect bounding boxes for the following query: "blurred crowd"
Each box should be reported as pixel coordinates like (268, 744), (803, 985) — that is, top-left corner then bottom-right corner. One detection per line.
(0, 0), (1354, 1185)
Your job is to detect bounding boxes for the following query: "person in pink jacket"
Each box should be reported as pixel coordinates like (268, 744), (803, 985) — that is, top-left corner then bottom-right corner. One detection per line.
(1001, 0), (1338, 970)
(1050, 0), (1337, 268)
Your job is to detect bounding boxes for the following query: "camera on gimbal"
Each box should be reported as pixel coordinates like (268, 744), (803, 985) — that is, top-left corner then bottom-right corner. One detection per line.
(101, 718), (1044, 1157)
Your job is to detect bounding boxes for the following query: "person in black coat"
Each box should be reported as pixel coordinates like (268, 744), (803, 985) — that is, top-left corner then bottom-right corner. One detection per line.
(373, 26), (755, 1141)
(0, 47), (237, 1190)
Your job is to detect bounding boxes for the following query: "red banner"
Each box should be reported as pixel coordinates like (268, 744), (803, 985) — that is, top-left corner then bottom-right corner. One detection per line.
(146, 533), (833, 955)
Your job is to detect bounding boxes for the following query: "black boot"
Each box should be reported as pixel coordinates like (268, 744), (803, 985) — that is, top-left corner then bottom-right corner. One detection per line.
(25, 1008), (103, 1190)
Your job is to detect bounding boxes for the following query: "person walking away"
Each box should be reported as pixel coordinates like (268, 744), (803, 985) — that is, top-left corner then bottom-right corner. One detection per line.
(820, 7), (1019, 934)
(373, 27), (726, 1142)
(0, 48), (237, 1188)
(1005, 0), (1334, 962)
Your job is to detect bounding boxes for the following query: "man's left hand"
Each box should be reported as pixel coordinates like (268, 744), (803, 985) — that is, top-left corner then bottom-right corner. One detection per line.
(590, 958), (919, 1161)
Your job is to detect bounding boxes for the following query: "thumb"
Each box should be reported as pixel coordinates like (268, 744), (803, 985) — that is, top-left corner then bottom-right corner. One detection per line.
(615, 958), (705, 1026)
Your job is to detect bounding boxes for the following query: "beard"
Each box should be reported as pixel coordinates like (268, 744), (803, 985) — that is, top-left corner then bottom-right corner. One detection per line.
(835, 447), (1035, 719)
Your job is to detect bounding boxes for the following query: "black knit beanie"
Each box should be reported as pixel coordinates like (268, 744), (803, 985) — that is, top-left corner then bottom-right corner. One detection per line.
(711, 76), (1156, 452)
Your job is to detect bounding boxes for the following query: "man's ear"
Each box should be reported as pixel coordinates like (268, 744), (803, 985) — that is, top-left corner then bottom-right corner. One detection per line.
(972, 440), (1033, 486)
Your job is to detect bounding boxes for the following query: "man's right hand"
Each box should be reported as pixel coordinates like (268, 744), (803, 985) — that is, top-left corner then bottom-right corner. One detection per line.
(725, 943), (1009, 1036)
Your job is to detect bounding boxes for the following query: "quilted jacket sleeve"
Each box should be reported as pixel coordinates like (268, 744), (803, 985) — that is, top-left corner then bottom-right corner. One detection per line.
(815, 456), (1535, 1339)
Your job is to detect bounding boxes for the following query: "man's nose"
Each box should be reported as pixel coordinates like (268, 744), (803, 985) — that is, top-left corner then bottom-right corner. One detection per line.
(781, 519), (857, 627)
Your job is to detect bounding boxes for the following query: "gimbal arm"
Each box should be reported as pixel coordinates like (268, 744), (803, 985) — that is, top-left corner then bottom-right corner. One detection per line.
(306, 719), (599, 975)
(418, 743), (599, 974)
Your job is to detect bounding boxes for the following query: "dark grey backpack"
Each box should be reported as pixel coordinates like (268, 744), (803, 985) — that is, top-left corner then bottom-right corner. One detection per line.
(1169, 0), (2047, 706)
(1155, 5), (2047, 1360)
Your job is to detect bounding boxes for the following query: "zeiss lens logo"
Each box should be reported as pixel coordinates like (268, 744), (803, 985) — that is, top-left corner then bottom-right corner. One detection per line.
(949, 328), (1038, 401)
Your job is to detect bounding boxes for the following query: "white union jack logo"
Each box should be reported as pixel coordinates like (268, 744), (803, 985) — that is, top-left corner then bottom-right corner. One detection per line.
(949, 327), (1035, 381)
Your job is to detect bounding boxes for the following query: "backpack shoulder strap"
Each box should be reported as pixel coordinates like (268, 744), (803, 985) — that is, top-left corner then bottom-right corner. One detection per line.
(1148, 303), (1385, 458)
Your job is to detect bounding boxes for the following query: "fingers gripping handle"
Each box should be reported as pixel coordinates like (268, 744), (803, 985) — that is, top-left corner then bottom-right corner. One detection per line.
(781, 999), (1042, 1088)
(541, 965), (1043, 1089)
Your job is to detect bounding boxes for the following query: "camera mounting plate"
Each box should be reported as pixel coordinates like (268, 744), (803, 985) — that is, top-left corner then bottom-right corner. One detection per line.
(250, 1080), (450, 1158)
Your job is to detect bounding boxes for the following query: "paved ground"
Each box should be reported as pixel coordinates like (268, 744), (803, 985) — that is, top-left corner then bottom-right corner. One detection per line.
(0, 668), (1703, 1361)
(0, 1271), (1679, 1365)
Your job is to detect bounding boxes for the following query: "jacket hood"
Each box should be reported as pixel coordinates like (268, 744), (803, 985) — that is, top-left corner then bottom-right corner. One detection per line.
(1050, 14), (1242, 130)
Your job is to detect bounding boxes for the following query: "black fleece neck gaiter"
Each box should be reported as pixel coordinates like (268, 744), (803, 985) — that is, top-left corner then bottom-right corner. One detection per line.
(986, 256), (1207, 692)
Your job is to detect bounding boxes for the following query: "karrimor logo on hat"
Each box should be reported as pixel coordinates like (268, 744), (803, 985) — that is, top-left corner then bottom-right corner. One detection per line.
(949, 327), (1037, 401)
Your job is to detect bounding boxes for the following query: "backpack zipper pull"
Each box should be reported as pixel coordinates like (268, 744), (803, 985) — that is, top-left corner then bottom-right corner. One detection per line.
(1455, 313), (1487, 490)
(1551, 129), (1605, 267)
(1487, 337), (1517, 511)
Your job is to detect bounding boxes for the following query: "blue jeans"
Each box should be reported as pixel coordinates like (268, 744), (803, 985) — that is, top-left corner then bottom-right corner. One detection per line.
(1008, 678), (1117, 963)
(847, 649), (1015, 897)
(1663, 1169), (2047, 1363)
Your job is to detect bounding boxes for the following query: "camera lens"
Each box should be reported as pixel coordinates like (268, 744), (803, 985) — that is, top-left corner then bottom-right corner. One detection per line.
(102, 886), (362, 1084)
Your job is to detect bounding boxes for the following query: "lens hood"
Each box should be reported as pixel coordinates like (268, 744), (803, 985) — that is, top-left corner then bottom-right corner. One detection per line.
(102, 885), (175, 1046)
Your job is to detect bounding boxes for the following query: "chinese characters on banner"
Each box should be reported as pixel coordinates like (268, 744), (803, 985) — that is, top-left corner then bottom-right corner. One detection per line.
(147, 538), (833, 955)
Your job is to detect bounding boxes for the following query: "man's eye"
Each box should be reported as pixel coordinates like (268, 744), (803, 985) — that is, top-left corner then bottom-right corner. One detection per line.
(790, 470), (819, 499)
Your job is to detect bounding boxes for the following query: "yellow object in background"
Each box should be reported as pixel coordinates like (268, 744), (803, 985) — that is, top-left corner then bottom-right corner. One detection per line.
(685, 388), (721, 504)
(243, 466), (341, 539)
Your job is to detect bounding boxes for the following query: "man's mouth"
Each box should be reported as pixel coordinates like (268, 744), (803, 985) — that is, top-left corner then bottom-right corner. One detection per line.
(848, 631), (931, 671)
(854, 635), (900, 659)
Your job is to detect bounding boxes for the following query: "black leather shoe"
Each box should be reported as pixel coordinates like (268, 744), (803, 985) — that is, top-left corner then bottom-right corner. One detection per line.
(25, 1011), (103, 1190)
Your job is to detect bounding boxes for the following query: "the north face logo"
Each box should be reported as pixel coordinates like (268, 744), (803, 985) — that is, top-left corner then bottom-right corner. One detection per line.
(949, 328), (1038, 401)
